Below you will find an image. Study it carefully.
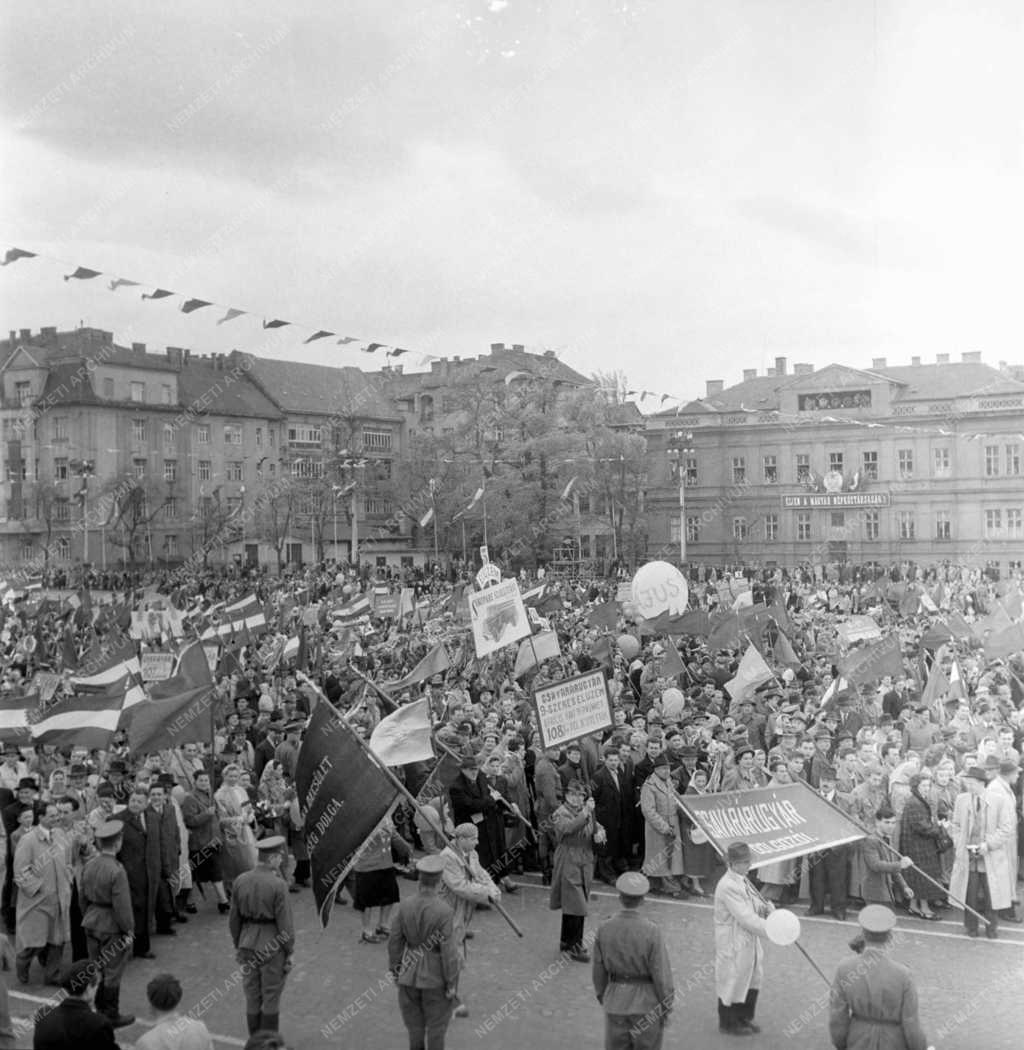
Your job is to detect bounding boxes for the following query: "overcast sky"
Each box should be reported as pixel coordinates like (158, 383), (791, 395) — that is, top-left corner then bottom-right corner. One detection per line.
(1, 0), (1021, 403)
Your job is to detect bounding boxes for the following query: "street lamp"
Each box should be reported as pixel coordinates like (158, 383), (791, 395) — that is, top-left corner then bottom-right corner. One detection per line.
(70, 458), (95, 569)
(239, 484), (246, 565)
(667, 431), (694, 564)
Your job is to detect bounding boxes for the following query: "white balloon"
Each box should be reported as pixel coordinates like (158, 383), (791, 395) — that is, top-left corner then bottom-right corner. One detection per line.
(689, 826), (709, 844)
(765, 908), (801, 946)
(631, 561), (689, 619)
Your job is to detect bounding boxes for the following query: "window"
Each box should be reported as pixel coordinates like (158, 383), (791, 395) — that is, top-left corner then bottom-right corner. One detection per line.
(226, 461), (244, 482)
(164, 534), (178, 556)
(131, 418), (146, 443)
(669, 517), (681, 543)
(935, 511), (951, 540)
(290, 459), (323, 479)
(103, 378), (115, 399)
(686, 516), (700, 543)
(731, 457), (746, 484)
(577, 494), (590, 513)
(985, 445), (1000, 477)
(163, 423), (174, 449)
(163, 460), (177, 482)
(984, 509), (1002, 537)
(830, 512), (846, 530)
(764, 513), (778, 541)
(796, 454), (810, 483)
(684, 457), (698, 486)
(419, 395), (434, 423)
(198, 460), (211, 482)
(198, 497), (212, 520)
(1006, 444), (1021, 476)
(269, 428), (276, 447)
(933, 448), (950, 476)
(862, 450), (878, 481)
(55, 537), (70, 561)
(268, 462), (276, 477)
(362, 497), (394, 516)
(226, 496), (242, 515)
(196, 424), (210, 444)
(53, 417), (68, 442)
(829, 451), (844, 474)
(256, 427), (263, 447)
(224, 424), (242, 445)
(55, 458), (69, 481)
(15, 381), (31, 406)
(1007, 509), (1023, 538)
(897, 511), (916, 539)
(133, 458), (147, 479)
(55, 500), (71, 522)
(762, 455), (777, 483)
(161, 384), (172, 405)
(732, 517), (748, 540)
(372, 459), (393, 482)
(20, 541), (34, 563)
(286, 425), (320, 446)
(162, 497), (178, 520)
(897, 449), (914, 478)
(797, 512), (811, 541)
(129, 381), (145, 403)
(361, 428), (393, 453)
(864, 510), (879, 541)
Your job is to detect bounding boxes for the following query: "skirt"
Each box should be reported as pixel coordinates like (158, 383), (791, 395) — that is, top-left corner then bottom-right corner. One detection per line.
(353, 868), (400, 911)
(190, 845), (224, 885)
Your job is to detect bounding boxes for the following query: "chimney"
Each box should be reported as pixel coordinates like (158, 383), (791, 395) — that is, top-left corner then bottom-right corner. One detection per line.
(793, 363), (814, 375)
(775, 356), (787, 376)
(8, 331), (14, 344)
(40, 326), (57, 341)
(19, 329), (31, 341)
(513, 343), (525, 351)
(490, 342), (504, 352)
(452, 356), (460, 363)
(705, 379), (724, 397)
(544, 350), (555, 357)
(166, 347), (184, 368)
(999, 360), (1008, 371)
(766, 367), (777, 377)
(431, 361), (441, 374)
(872, 357), (887, 369)
(184, 349), (191, 365)
(742, 368), (757, 381)
(911, 356), (921, 366)
(961, 351), (981, 363)
(132, 342), (146, 354)
(936, 353), (949, 364)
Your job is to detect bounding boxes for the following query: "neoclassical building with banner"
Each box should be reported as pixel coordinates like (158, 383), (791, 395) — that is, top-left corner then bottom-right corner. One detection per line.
(646, 354), (1024, 572)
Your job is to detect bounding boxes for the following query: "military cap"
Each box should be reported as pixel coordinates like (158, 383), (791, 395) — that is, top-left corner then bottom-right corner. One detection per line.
(858, 904), (896, 935)
(95, 820), (124, 841)
(256, 835), (287, 853)
(615, 872), (650, 897)
(416, 855), (447, 875)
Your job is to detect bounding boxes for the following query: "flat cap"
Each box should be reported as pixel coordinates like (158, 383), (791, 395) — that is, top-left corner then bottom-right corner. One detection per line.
(256, 835), (286, 853)
(858, 904), (897, 934)
(95, 820), (124, 841)
(615, 872), (650, 897)
(416, 855), (447, 875)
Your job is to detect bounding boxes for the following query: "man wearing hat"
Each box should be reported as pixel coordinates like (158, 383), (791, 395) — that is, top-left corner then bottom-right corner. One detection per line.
(828, 905), (929, 1049)
(1, 776), (38, 934)
(982, 758), (1020, 927)
(949, 765), (1001, 938)
(592, 873), (675, 1050)
(808, 766), (851, 921)
(80, 820), (136, 1028)
(713, 841), (772, 1036)
(228, 835), (295, 1035)
(388, 854), (461, 1050)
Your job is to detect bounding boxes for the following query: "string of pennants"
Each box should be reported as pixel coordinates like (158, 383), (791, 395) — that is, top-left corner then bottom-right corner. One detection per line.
(1, 244), (442, 366)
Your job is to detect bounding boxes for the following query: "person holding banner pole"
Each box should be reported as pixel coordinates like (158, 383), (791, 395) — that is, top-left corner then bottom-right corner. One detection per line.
(550, 779), (605, 962)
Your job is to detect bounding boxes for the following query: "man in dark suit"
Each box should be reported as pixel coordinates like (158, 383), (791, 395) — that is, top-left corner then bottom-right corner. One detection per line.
(448, 755), (510, 890)
(115, 787), (159, 959)
(835, 694), (865, 741)
(2, 776), (39, 933)
(591, 746), (632, 884)
(31, 958), (119, 1049)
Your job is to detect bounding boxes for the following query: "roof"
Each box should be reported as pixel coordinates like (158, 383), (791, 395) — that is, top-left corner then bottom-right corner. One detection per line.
(382, 347), (590, 395)
(178, 358), (282, 420)
(39, 359), (103, 406)
(876, 363), (1024, 401)
(245, 356), (401, 421)
(702, 375), (784, 413)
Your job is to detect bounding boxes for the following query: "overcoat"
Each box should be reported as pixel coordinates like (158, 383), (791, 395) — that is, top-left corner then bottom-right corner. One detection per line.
(116, 808), (159, 932)
(713, 868), (768, 1004)
(898, 793), (942, 897)
(14, 826), (71, 949)
(948, 788), (1014, 912)
(548, 802), (598, 916)
(639, 775), (683, 877)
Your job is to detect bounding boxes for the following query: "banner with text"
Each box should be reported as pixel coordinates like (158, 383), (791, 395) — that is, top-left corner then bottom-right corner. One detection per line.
(468, 578), (531, 658)
(533, 670), (613, 749)
(677, 781), (865, 869)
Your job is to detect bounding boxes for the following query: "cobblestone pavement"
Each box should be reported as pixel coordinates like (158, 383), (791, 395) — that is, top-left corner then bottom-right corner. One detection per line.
(5, 878), (1023, 1048)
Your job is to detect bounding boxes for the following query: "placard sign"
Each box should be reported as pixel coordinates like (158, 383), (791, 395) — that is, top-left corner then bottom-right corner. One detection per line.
(533, 670), (613, 749)
(374, 593), (400, 617)
(34, 672), (61, 704)
(468, 578), (531, 658)
(141, 653), (174, 681)
(203, 644), (220, 674)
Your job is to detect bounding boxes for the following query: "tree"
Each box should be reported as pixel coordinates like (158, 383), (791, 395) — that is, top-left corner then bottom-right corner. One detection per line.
(186, 488), (239, 568)
(252, 476), (297, 573)
(102, 477), (175, 567)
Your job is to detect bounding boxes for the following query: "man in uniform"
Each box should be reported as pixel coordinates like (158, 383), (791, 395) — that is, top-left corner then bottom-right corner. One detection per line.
(388, 854), (461, 1050)
(228, 834), (294, 1036)
(828, 904), (930, 1049)
(79, 819), (136, 1028)
(592, 872), (675, 1050)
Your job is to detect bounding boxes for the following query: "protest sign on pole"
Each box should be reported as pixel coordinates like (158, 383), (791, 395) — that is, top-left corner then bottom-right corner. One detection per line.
(468, 578), (531, 658)
(203, 644), (219, 674)
(532, 670), (613, 749)
(677, 781), (865, 869)
(140, 653), (174, 682)
(33, 672), (61, 704)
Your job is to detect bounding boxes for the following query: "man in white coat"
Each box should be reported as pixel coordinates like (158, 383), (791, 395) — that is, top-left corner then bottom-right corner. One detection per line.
(713, 841), (772, 1036)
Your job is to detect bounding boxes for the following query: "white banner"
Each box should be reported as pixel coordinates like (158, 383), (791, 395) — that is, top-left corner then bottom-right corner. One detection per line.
(141, 652), (175, 681)
(468, 578), (531, 658)
(533, 670), (613, 749)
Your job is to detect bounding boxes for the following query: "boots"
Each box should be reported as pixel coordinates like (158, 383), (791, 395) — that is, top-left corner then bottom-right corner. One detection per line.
(260, 1013), (279, 1032)
(247, 1013), (261, 1034)
(100, 986), (136, 1029)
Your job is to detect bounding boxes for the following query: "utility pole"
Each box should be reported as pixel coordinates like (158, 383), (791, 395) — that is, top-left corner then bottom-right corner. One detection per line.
(668, 431), (695, 565)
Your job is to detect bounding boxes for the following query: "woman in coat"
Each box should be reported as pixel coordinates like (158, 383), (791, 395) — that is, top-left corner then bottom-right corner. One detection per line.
(640, 754), (685, 896)
(549, 779), (605, 962)
(898, 772), (945, 919)
(214, 763), (257, 892)
(681, 767), (716, 896)
(755, 766), (798, 902)
(928, 761), (958, 883)
(13, 809), (71, 984)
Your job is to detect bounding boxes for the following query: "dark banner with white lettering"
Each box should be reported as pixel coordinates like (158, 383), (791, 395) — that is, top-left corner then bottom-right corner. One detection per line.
(677, 781), (864, 869)
(296, 702), (400, 926)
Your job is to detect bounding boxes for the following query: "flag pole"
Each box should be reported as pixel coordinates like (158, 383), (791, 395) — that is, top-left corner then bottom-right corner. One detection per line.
(296, 671), (524, 938)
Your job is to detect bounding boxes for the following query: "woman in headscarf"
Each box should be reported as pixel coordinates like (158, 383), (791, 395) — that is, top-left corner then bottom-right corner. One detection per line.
(928, 760), (958, 885)
(43, 768), (69, 805)
(886, 753), (920, 851)
(898, 770), (945, 919)
(214, 764), (257, 893)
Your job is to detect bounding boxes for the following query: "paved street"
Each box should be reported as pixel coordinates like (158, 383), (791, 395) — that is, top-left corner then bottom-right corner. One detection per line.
(7, 878), (1023, 1048)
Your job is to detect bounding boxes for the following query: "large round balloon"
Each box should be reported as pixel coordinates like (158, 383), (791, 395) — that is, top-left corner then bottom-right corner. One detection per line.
(765, 908), (801, 946)
(689, 826), (709, 844)
(631, 561), (689, 619)
(661, 687), (685, 719)
(616, 634), (640, 660)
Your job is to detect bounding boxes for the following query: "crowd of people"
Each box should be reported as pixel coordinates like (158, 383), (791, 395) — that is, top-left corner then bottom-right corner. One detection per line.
(0, 555), (1021, 1048)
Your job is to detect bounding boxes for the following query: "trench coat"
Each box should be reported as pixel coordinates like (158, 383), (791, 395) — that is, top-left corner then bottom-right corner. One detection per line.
(713, 868), (768, 1005)
(116, 808), (160, 933)
(13, 826), (71, 949)
(548, 802), (599, 917)
(639, 775), (683, 878)
(898, 794), (943, 898)
(948, 788), (1014, 912)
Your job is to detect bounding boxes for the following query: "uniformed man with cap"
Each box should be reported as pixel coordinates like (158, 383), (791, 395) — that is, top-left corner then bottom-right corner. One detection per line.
(79, 819), (136, 1028)
(228, 834), (295, 1035)
(388, 854), (461, 1050)
(592, 872), (675, 1050)
(828, 905), (929, 1050)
